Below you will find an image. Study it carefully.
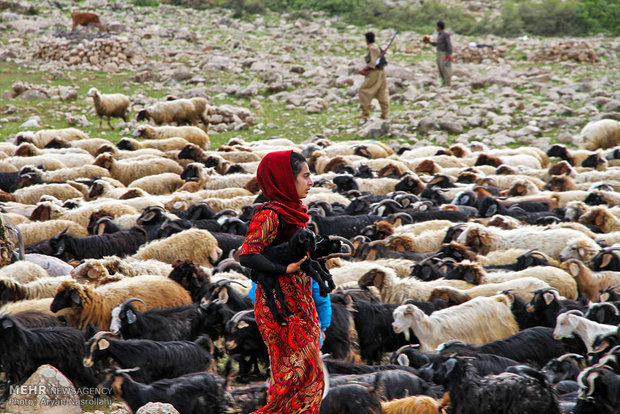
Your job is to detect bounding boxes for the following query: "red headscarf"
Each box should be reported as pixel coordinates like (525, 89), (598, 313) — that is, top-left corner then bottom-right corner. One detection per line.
(256, 150), (309, 229)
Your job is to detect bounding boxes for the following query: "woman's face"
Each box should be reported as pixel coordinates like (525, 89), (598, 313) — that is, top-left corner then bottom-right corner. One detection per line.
(295, 162), (312, 199)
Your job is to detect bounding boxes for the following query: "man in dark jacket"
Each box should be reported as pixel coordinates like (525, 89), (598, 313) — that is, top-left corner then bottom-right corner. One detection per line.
(427, 21), (453, 87)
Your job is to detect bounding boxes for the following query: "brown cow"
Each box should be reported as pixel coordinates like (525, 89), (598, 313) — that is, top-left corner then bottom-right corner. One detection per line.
(71, 11), (106, 32)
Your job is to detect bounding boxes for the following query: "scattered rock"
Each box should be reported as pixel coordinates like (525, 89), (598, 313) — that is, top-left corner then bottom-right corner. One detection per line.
(136, 402), (180, 414)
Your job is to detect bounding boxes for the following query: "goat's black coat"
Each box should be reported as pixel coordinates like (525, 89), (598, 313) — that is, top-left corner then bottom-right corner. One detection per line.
(101, 370), (230, 414)
(85, 336), (214, 383)
(433, 356), (560, 414)
(0, 315), (96, 400)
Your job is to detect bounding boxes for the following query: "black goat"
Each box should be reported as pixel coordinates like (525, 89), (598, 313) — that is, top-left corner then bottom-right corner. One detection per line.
(49, 226), (148, 261)
(110, 298), (206, 341)
(0, 314), (97, 401)
(541, 353), (585, 385)
(526, 288), (589, 329)
(308, 210), (382, 239)
(245, 228), (335, 324)
(224, 310), (268, 382)
(329, 369), (439, 400)
(585, 302), (620, 325)
(433, 355), (560, 414)
(573, 365), (620, 414)
(320, 375), (384, 414)
(84, 333), (215, 383)
(437, 326), (572, 368)
(100, 367), (232, 414)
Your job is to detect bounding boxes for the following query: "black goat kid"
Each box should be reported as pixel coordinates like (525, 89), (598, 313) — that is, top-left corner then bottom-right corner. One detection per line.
(248, 229), (336, 324)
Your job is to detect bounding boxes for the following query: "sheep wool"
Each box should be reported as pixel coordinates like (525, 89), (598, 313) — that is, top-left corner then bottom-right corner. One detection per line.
(87, 88), (130, 130)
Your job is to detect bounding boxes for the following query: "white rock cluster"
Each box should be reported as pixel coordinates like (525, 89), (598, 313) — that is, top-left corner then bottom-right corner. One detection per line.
(31, 35), (144, 70)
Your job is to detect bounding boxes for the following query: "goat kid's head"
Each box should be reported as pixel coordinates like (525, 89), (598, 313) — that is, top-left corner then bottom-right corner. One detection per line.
(295, 229), (317, 253)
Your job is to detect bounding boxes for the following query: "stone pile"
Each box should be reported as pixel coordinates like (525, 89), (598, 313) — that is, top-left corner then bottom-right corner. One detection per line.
(207, 104), (258, 132)
(528, 40), (600, 64)
(31, 33), (144, 70)
(454, 44), (505, 63)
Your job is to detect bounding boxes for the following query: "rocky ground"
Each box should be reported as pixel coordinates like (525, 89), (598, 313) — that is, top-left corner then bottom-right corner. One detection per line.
(0, 0), (618, 150)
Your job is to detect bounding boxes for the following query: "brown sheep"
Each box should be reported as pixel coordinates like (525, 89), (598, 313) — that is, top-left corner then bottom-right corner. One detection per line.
(50, 277), (192, 330)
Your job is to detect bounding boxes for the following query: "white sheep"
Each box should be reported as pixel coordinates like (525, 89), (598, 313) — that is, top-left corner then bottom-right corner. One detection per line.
(560, 259), (620, 302)
(133, 125), (210, 149)
(87, 87), (130, 130)
(133, 228), (222, 268)
(8, 183), (84, 205)
(30, 200), (139, 228)
(137, 97), (209, 129)
(15, 128), (89, 148)
(93, 153), (183, 186)
(430, 277), (551, 303)
(578, 119), (620, 150)
(392, 294), (519, 352)
(480, 265), (578, 299)
(357, 266), (474, 303)
(553, 311), (617, 353)
(457, 222), (598, 260)
(117, 136), (191, 152)
(558, 237), (603, 265)
(0, 261), (49, 283)
(128, 173), (184, 195)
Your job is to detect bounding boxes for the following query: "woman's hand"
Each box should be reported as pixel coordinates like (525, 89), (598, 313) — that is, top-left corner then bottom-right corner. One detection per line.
(286, 256), (307, 274)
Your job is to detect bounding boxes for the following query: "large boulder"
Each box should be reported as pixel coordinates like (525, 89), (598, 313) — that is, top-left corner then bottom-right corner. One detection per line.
(4, 364), (82, 414)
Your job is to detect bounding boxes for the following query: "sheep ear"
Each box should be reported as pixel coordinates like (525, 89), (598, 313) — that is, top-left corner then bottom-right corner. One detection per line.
(87, 267), (100, 279)
(217, 287), (230, 303)
(543, 292), (555, 305)
(600, 253), (612, 269)
(464, 270), (475, 284)
(71, 290), (81, 305)
(577, 247), (586, 258)
(568, 262), (580, 276)
(594, 213), (604, 227)
(396, 354), (409, 366)
(98, 339), (110, 350)
(126, 309), (137, 324)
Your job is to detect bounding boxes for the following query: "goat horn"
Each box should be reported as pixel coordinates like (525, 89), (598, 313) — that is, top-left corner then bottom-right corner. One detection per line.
(584, 368), (599, 397)
(215, 259), (243, 273)
(394, 344), (420, 354)
(229, 309), (254, 326)
(213, 278), (247, 289)
(556, 353), (585, 362)
(565, 310), (585, 317)
(436, 339), (466, 352)
(92, 330), (115, 340)
(213, 209), (237, 218)
(120, 298), (147, 309)
(588, 302), (619, 316)
(316, 236), (355, 260)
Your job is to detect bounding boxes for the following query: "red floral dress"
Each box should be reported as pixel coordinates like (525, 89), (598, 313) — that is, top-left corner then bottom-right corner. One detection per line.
(238, 209), (324, 414)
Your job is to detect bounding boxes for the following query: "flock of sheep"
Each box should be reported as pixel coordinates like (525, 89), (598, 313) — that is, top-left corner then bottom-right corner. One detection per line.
(0, 82), (619, 413)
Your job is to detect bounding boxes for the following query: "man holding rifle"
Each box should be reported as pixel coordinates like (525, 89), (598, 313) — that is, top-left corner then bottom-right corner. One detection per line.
(358, 31), (389, 121)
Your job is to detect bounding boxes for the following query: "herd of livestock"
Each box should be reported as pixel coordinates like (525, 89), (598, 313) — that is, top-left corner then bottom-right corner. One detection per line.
(0, 112), (619, 413)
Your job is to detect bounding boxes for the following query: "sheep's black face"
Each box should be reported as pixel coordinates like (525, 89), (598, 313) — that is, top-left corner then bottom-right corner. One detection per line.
(178, 145), (199, 160)
(51, 288), (81, 312)
(333, 175), (358, 194)
(116, 139), (135, 151)
(584, 192), (606, 206)
(0, 282), (12, 305)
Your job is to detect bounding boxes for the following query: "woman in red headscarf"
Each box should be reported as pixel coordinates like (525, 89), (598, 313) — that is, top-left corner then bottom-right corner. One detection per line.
(238, 150), (324, 413)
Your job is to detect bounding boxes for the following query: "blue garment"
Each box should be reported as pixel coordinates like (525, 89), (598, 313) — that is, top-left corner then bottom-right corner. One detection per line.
(248, 279), (332, 332)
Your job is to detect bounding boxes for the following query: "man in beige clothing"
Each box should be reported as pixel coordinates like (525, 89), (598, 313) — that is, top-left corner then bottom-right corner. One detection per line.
(358, 31), (388, 120)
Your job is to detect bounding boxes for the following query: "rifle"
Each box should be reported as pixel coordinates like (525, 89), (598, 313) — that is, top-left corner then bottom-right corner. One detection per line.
(376, 31), (399, 69)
